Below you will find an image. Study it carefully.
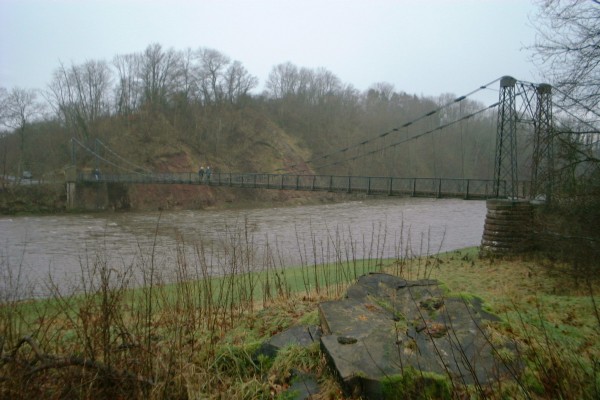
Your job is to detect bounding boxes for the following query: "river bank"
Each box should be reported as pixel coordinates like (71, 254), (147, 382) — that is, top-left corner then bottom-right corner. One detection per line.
(0, 180), (352, 215)
(4, 195), (596, 398)
(0, 183), (67, 214)
(1, 247), (598, 399)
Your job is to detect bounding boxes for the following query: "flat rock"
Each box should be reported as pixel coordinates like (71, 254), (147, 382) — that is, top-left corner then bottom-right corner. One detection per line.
(255, 325), (322, 399)
(319, 273), (517, 399)
(256, 325), (321, 359)
(286, 370), (320, 400)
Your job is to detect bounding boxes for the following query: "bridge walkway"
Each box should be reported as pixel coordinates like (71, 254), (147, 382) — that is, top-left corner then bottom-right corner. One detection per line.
(78, 172), (511, 200)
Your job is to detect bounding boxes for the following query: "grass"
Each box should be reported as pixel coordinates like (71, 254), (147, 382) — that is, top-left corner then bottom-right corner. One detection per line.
(409, 248), (600, 399)
(381, 367), (452, 400)
(1, 226), (599, 399)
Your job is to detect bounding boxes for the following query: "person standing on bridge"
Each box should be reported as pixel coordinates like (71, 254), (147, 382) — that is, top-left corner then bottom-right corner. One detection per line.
(198, 166), (204, 182)
(206, 166), (212, 181)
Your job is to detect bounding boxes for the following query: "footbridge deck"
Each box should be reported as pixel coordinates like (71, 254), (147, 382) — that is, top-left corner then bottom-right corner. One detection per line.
(79, 172), (507, 199)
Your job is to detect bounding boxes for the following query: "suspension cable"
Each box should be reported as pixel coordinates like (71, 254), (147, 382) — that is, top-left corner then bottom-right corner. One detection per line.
(517, 80), (600, 121)
(95, 139), (151, 173)
(274, 77), (502, 172)
(71, 138), (144, 174)
(311, 101), (499, 171)
(551, 101), (600, 134)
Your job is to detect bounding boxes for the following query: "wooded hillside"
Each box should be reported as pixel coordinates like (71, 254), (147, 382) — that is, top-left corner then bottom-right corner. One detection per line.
(0, 43), (502, 187)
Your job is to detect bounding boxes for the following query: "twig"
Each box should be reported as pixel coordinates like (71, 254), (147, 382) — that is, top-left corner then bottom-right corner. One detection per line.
(587, 280), (600, 329)
(2, 335), (154, 387)
(26, 355), (155, 386)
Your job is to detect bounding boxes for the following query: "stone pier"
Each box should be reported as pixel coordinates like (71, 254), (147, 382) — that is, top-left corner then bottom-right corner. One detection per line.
(481, 199), (534, 254)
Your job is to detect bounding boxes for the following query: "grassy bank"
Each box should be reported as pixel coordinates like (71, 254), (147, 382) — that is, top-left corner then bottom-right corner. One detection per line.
(1, 243), (599, 399)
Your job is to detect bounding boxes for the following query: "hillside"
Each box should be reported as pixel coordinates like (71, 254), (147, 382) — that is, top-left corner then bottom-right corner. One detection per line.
(97, 104), (337, 210)
(1, 48), (501, 210)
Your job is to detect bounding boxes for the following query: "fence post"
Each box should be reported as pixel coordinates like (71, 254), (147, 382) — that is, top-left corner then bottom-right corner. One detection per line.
(412, 179), (417, 197)
(329, 176), (333, 191)
(347, 176), (352, 193)
(388, 177), (393, 196)
(437, 179), (442, 198)
(465, 179), (470, 200)
(312, 175), (316, 191)
(367, 177), (371, 195)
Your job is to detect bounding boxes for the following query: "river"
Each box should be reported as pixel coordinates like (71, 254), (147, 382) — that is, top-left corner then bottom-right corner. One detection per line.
(0, 197), (486, 298)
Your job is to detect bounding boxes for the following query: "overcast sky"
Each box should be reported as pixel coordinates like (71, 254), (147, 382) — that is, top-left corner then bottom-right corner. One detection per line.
(1, 0), (541, 105)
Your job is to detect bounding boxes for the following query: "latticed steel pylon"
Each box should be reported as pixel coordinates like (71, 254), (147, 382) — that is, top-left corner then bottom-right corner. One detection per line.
(493, 76), (518, 199)
(493, 76), (553, 200)
(532, 83), (553, 202)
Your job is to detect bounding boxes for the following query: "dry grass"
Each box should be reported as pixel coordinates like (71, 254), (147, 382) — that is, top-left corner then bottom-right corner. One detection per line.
(1, 230), (599, 399)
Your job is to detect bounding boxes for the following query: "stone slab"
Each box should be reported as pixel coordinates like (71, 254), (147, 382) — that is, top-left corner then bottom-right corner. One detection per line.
(319, 273), (517, 399)
(256, 325), (321, 359)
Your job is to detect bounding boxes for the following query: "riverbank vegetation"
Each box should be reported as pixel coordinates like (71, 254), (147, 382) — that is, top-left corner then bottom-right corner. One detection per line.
(1, 226), (598, 398)
(0, 184), (67, 214)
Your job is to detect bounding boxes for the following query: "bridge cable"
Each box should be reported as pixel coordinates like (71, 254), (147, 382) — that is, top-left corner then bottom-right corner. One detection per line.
(274, 77), (502, 172)
(460, 100), (466, 179)
(71, 138), (143, 174)
(95, 139), (152, 173)
(311, 101), (499, 171)
(518, 80), (600, 121)
(285, 77), (501, 171)
(551, 101), (600, 135)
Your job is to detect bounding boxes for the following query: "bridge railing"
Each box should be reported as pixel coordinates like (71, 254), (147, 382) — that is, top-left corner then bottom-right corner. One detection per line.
(78, 171), (516, 199)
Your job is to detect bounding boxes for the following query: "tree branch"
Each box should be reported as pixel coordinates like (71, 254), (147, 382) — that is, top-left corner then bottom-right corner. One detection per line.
(1, 335), (154, 387)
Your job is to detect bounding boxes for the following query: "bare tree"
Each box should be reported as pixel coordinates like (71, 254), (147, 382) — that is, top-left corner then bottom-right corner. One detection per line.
(370, 82), (395, 101)
(531, 0), (600, 111)
(2, 87), (44, 174)
(311, 68), (342, 103)
(0, 87), (8, 182)
(529, 0), (600, 267)
(113, 53), (141, 115)
(296, 67), (314, 99)
(137, 43), (181, 109)
(0, 87), (8, 123)
(530, 0), (600, 172)
(195, 48), (230, 104)
(47, 60), (112, 140)
(265, 62), (300, 99)
(175, 48), (197, 105)
(223, 60), (258, 104)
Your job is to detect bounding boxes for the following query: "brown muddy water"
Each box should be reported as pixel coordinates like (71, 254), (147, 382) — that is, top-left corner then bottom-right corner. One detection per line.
(0, 198), (486, 298)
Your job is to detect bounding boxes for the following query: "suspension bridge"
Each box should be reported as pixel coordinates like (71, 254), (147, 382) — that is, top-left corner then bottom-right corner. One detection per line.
(67, 76), (599, 206)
